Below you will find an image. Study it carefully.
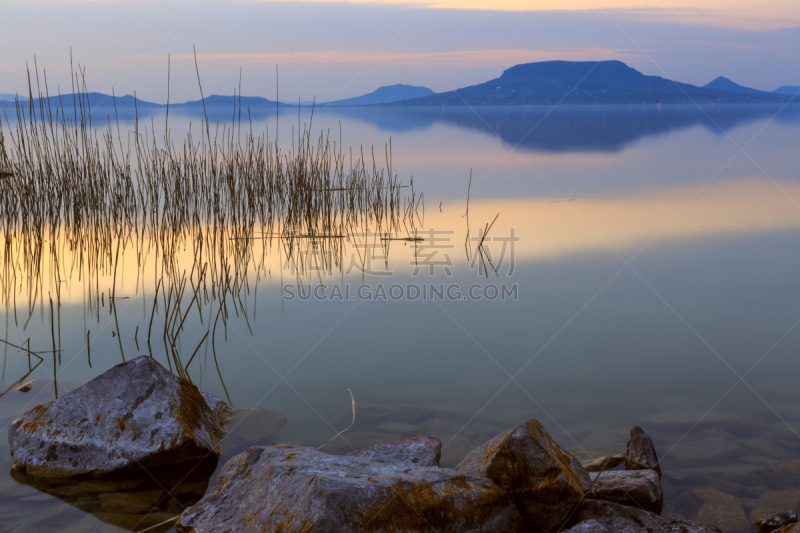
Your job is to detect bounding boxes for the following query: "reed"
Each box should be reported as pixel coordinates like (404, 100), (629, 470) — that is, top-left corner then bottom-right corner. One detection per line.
(0, 57), (421, 384)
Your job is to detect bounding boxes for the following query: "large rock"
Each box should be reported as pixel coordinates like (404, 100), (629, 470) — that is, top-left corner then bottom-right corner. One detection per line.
(756, 510), (797, 533)
(564, 520), (610, 532)
(626, 426), (662, 477)
(775, 525), (800, 533)
(572, 499), (722, 532)
(175, 445), (524, 533)
(8, 356), (226, 477)
(346, 434), (441, 467)
(588, 470), (663, 514)
(455, 419), (590, 532)
(689, 488), (750, 533)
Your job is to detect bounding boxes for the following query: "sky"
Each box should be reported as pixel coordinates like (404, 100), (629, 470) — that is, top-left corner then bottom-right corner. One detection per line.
(2, 0), (799, 103)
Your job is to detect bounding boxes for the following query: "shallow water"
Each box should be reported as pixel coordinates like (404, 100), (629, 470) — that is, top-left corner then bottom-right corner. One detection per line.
(2, 103), (800, 532)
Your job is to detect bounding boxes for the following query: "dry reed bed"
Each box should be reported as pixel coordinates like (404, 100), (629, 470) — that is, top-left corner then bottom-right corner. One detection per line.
(0, 61), (422, 387)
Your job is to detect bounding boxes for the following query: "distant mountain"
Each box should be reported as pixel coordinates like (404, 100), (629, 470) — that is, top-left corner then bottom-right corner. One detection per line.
(0, 94), (26, 102)
(774, 86), (800, 97)
(326, 84), (435, 106)
(702, 76), (775, 96)
(0, 92), (161, 109)
(393, 61), (793, 106)
(171, 94), (285, 109)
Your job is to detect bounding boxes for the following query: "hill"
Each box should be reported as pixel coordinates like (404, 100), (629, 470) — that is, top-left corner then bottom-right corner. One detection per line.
(774, 86), (800, 97)
(393, 61), (792, 106)
(326, 84), (435, 106)
(171, 94), (284, 109)
(702, 76), (774, 96)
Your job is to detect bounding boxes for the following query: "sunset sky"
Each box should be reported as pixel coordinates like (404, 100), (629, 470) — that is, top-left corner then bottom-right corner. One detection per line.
(3, 0), (798, 102)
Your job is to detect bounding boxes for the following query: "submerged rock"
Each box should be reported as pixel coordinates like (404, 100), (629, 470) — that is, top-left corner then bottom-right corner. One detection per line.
(584, 452), (627, 472)
(626, 426), (662, 477)
(588, 470), (663, 514)
(750, 490), (800, 523)
(573, 500), (722, 533)
(346, 434), (441, 467)
(756, 510), (797, 533)
(455, 419), (590, 533)
(175, 445), (524, 533)
(222, 407), (287, 448)
(10, 456), (217, 532)
(8, 355), (226, 477)
(689, 488), (750, 533)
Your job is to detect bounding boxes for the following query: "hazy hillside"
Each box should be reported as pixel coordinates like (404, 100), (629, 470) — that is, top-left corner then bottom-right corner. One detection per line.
(327, 84), (435, 106)
(394, 61), (793, 105)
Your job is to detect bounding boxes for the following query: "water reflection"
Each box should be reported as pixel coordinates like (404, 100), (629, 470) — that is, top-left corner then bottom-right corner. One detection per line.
(10, 457), (217, 532)
(163, 104), (800, 154)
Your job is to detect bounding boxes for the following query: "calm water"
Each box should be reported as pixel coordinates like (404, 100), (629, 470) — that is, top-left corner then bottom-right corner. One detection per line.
(2, 104), (800, 532)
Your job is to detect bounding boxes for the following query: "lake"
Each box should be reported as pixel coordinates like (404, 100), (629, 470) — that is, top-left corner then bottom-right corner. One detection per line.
(2, 102), (800, 531)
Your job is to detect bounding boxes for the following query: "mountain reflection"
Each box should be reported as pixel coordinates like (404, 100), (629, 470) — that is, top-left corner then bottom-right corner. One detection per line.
(330, 104), (800, 153)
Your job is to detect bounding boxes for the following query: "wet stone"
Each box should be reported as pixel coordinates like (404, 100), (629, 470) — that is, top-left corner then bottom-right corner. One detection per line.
(626, 426), (662, 477)
(588, 470), (663, 514)
(573, 499), (722, 533)
(176, 444), (524, 533)
(346, 434), (441, 467)
(455, 419), (590, 533)
(563, 519), (610, 533)
(584, 452), (627, 472)
(756, 510), (798, 533)
(8, 355), (227, 477)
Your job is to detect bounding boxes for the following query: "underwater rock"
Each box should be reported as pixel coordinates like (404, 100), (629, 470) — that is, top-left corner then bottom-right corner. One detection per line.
(626, 426), (662, 477)
(689, 488), (751, 533)
(10, 455), (217, 532)
(222, 407), (287, 448)
(455, 419), (591, 533)
(588, 470), (663, 514)
(8, 355), (226, 477)
(176, 444), (523, 533)
(346, 434), (441, 467)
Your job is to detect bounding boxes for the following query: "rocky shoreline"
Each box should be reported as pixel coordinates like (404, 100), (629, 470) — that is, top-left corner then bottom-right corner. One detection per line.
(6, 356), (800, 532)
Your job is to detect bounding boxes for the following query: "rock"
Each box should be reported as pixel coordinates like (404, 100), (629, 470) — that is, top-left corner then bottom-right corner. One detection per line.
(689, 488), (751, 533)
(670, 430), (743, 464)
(563, 519), (610, 532)
(584, 452), (627, 472)
(223, 407), (287, 448)
(774, 525), (800, 533)
(374, 421), (423, 434)
(755, 510), (797, 533)
(573, 499), (722, 532)
(16, 381), (33, 393)
(345, 434), (441, 467)
(176, 445), (524, 533)
(750, 490), (800, 523)
(626, 426), (662, 477)
(200, 392), (233, 428)
(588, 470), (663, 514)
(455, 419), (590, 533)
(8, 355), (226, 477)
(353, 404), (435, 429)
